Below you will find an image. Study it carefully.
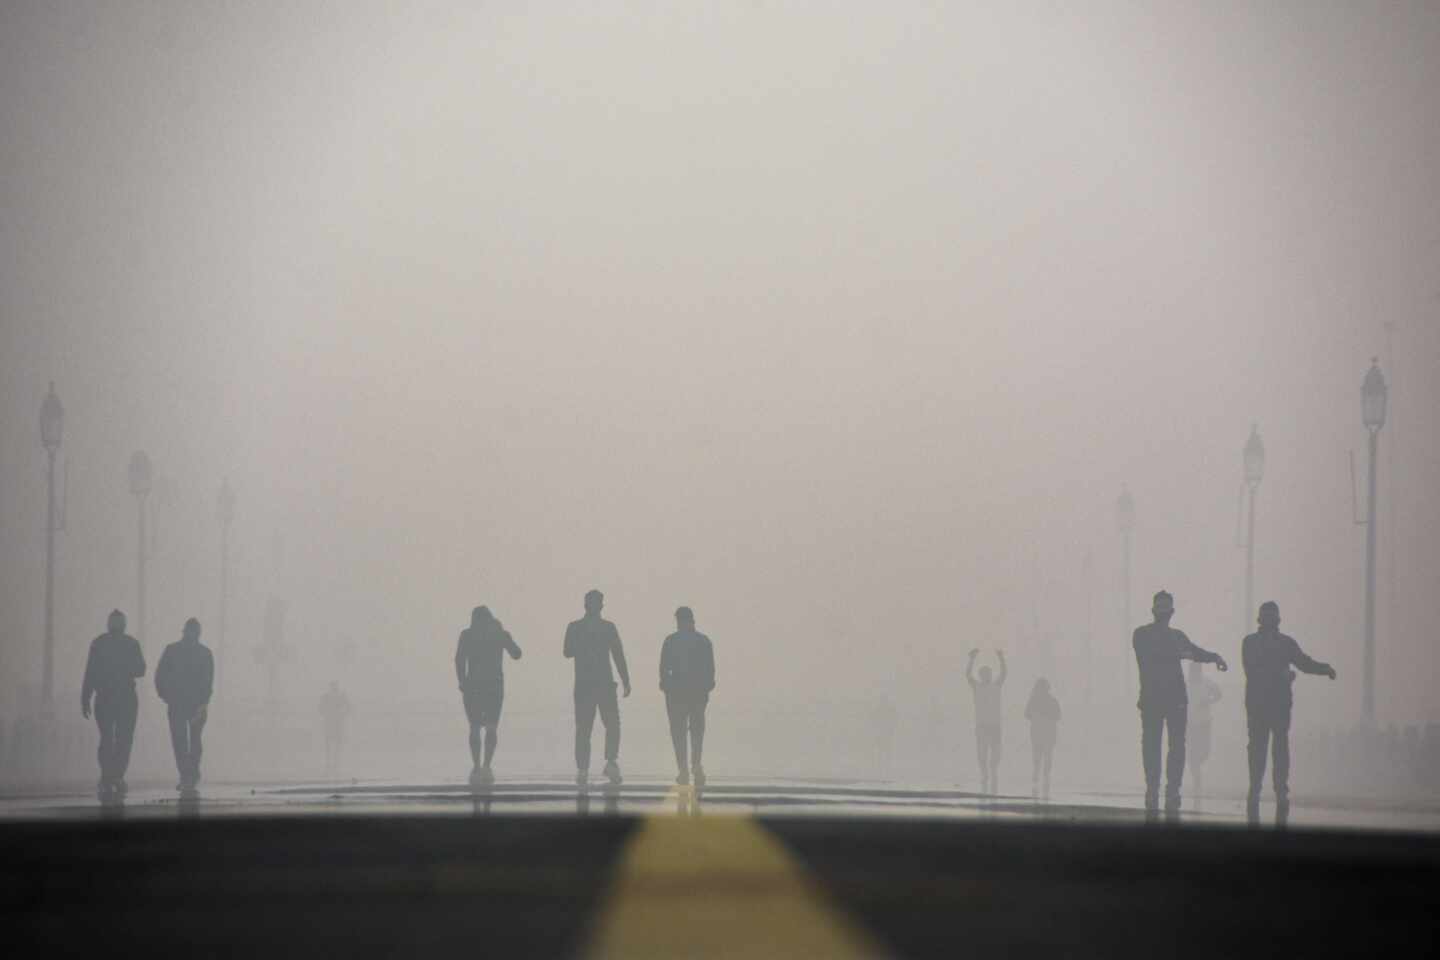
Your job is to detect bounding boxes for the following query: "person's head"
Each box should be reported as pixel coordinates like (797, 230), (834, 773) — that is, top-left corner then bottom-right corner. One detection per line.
(675, 606), (695, 630)
(471, 605), (491, 628)
(182, 617), (201, 642)
(1258, 600), (1281, 632)
(106, 609), (126, 634)
(1152, 590), (1175, 624)
(1032, 677), (1050, 697)
(584, 589), (604, 616)
(979, 665), (993, 684)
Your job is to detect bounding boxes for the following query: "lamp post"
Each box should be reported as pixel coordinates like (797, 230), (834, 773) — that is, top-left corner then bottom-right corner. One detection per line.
(1241, 425), (1265, 631)
(1360, 359), (1387, 724)
(39, 383), (64, 706)
(217, 480), (235, 703)
(128, 451), (153, 641)
(1116, 485), (1135, 700)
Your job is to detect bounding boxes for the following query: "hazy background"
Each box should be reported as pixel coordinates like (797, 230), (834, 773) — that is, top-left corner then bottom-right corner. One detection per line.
(2, 1), (1437, 789)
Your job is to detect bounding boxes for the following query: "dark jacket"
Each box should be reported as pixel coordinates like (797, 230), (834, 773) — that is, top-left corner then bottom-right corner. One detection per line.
(564, 616), (630, 692)
(155, 640), (214, 713)
(82, 632), (145, 704)
(1242, 630), (1330, 713)
(456, 622), (521, 691)
(659, 629), (715, 697)
(1132, 623), (1221, 709)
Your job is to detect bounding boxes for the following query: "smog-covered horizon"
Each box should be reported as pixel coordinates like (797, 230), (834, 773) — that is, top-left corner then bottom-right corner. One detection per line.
(2, 1), (1438, 788)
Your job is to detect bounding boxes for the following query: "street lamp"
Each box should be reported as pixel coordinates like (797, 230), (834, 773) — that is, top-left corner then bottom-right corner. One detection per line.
(128, 451), (153, 641)
(39, 383), (64, 706)
(1240, 425), (1265, 631)
(1360, 359), (1387, 723)
(1116, 485), (1135, 699)
(217, 480), (235, 703)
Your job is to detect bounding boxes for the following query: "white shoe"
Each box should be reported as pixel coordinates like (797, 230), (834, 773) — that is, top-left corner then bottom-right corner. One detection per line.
(603, 761), (623, 785)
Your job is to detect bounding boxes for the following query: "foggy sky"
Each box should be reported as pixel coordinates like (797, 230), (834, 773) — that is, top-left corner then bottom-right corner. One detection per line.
(2, 0), (1438, 748)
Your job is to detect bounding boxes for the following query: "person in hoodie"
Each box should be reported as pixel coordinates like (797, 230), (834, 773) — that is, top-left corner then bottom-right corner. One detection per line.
(155, 617), (214, 795)
(1024, 678), (1062, 800)
(81, 610), (146, 801)
(659, 606), (716, 787)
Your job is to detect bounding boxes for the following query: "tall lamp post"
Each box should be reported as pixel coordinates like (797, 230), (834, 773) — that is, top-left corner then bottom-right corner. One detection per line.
(1240, 425), (1265, 631)
(1360, 359), (1387, 724)
(39, 383), (64, 707)
(217, 480), (235, 703)
(128, 451), (153, 641)
(1116, 485), (1135, 699)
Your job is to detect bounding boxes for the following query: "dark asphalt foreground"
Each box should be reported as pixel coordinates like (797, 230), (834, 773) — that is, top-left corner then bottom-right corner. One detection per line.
(6, 813), (1438, 957)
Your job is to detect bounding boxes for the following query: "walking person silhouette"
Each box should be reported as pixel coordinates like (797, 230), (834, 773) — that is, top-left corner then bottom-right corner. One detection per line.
(1242, 601), (1336, 825)
(564, 589), (630, 786)
(81, 610), (146, 803)
(154, 617), (214, 797)
(659, 606), (715, 788)
(456, 606), (522, 785)
(1185, 661), (1222, 802)
(1132, 590), (1227, 819)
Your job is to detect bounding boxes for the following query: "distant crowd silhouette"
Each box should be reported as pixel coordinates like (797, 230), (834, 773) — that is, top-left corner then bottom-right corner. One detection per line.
(75, 583), (1336, 826)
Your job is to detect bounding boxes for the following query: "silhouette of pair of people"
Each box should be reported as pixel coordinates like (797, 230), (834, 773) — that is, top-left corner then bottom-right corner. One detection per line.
(82, 610), (213, 802)
(1132, 591), (1336, 824)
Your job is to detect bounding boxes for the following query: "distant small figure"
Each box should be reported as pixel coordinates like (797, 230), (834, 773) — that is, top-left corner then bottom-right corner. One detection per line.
(1243, 601), (1336, 825)
(319, 681), (352, 776)
(966, 648), (1007, 795)
(81, 610), (146, 802)
(1132, 590), (1227, 818)
(565, 589), (630, 786)
(154, 617), (214, 797)
(659, 606), (715, 788)
(1024, 678), (1061, 800)
(1185, 661), (1223, 800)
(455, 606), (522, 785)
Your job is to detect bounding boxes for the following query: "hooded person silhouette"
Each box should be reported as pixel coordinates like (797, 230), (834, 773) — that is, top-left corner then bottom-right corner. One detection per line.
(659, 606), (715, 787)
(154, 617), (214, 796)
(81, 610), (146, 802)
(455, 605), (522, 784)
(1025, 678), (1061, 799)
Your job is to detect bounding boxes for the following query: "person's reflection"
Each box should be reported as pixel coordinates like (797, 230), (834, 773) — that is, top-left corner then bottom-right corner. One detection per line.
(177, 793), (200, 821)
(675, 786), (704, 817)
(602, 783), (620, 815)
(99, 799), (126, 823)
(576, 787), (590, 816)
(472, 794), (493, 816)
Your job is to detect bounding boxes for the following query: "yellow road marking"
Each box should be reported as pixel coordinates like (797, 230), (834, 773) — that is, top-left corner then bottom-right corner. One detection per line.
(585, 790), (885, 958)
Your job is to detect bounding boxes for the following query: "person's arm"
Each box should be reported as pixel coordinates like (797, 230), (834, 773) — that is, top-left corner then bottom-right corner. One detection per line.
(966, 649), (978, 688)
(702, 637), (715, 693)
(455, 633), (468, 690)
(200, 649), (214, 705)
(154, 647), (172, 703)
(504, 630), (523, 660)
(1178, 631), (1228, 672)
(130, 637), (147, 679)
(81, 639), (97, 718)
(1288, 637), (1337, 679)
(563, 622), (576, 659)
(610, 625), (632, 696)
(658, 636), (671, 691)
(995, 650), (1007, 686)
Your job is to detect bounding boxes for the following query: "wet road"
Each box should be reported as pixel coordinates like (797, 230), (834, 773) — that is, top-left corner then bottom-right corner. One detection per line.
(5, 779), (1439, 956)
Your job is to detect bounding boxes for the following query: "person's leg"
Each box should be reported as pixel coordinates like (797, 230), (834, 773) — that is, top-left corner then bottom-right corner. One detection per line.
(167, 706), (188, 784)
(1246, 708), (1269, 822)
(114, 692), (139, 786)
(690, 697), (706, 771)
(976, 728), (991, 793)
(190, 707), (207, 785)
(1273, 709), (1292, 820)
(1164, 702), (1187, 812)
(575, 688), (597, 773)
(94, 699), (114, 785)
(1031, 737), (1042, 793)
(599, 683), (621, 766)
(1042, 742), (1053, 797)
(1140, 707), (1162, 810)
(991, 727), (1002, 794)
(482, 724), (498, 768)
(666, 694), (688, 777)
(482, 687), (504, 769)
